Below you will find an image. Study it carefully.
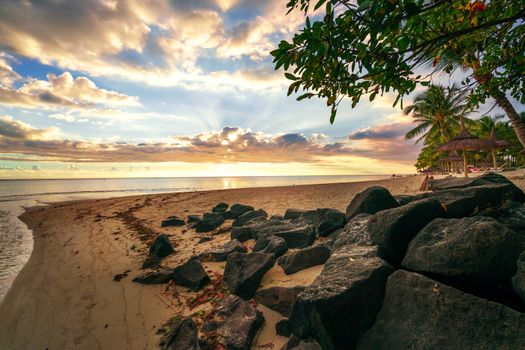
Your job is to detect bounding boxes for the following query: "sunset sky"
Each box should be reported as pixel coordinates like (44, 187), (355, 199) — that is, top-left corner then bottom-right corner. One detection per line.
(0, 0), (511, 179)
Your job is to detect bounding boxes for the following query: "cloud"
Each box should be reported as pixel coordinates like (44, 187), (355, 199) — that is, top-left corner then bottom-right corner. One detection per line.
(0, 61), (140, 110)
(0, 115), (418, 165)
(348, 122), (411, 141)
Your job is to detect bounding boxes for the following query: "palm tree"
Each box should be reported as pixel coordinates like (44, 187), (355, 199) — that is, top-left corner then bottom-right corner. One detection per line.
(404, 85), (470, 146)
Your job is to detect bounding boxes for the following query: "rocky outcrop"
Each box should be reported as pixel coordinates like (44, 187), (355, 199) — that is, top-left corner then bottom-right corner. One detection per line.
(289, 245), (393, 350)
(277, 244), (331, 275)
(255, 286), (305, 317)
(232, 209), (268, 227)
(194, 212), (225, 232)
(160, 318), (199, 350)
(345, 186), (399, 220)
(133, 269), (174, 284)
(161, 216), (185, 227)
(317, 209), (346, 237)
(402, 216), (523, 282)
(252, 235), (288, 257)
(172, 258), (210, 292)
(230, 203), (255, 218)
(512, 252), (525, 302)
(368, 198), (445, 264)
(224, 252), (275, 299)
(201, 295), (264, 350)
(358, 270), (525, 349)
(200, 239), (247, 262)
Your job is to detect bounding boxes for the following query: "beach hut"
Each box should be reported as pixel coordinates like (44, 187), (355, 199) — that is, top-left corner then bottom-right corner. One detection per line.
(437, 118), (495, 177)
(439, 152), (463, 173)
(488, 128), (512, 169)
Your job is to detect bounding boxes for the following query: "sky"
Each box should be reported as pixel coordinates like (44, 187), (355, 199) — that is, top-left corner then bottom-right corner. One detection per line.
(0, 0), (517, 179)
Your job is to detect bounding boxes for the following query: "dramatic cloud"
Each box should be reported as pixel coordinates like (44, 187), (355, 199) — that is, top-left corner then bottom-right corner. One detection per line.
(0, 116), (417, 164)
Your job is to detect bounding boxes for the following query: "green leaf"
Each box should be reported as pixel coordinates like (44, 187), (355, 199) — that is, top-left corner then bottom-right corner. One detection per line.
(285, 72), (298, 80)
(330, 107), (337, 124)
(297, 93), (315, 101)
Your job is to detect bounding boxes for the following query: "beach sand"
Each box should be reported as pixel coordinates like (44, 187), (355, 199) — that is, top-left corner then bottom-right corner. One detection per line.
(2, 172), (524, 349)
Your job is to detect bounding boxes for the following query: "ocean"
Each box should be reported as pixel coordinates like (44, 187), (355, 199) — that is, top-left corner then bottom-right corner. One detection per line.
(0, 175), (389, 301)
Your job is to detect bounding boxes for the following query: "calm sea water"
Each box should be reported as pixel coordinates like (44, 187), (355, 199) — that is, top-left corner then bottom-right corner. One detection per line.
(0, 175), (389, 301)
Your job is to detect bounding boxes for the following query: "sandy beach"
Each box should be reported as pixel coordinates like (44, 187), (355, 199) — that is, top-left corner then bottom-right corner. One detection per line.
(2, 172), (525, 350)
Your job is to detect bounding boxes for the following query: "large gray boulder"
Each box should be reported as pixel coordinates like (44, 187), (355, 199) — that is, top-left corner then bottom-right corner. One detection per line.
(289, 245), (393, 350)
(368, 198), (445, 265)
(345, 186), (399, 220)
(200, 239), (247, 262)
(202, 295), (264, 350)
(149, 234), (175, 258)
(358, 270), (525, 349)
(160, 318), (199, 350)
(331, 214), (373, 250)
(512, 251), (525, 302)
(277, 244), (331, 275)
(284, 209), (307, 220)
(402, 216), (523, 282)
(252, 235), (288, 257)
(255, 286), (305, 317)
(172, 258), (210, 292)
(230, 203), (255, 218)
(195, 212), (225, 232)
(224, 252), (275, 299)
(429, 172), (525, 202)
(317, 209), (346, 237)
(232, 209), (268, 227)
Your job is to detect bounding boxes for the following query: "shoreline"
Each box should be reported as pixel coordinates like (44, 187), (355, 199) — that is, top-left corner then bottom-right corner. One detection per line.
(3, 173), (523, 349)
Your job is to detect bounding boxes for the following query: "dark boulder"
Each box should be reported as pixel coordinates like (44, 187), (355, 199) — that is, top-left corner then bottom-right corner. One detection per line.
(281, 336), (322, 350)
(200, 239), (247, 262)
(402, 216), (523, 282)
(231, 226), (256, 242)
(230, 203), (255, 218)
(357, 270), (525, 349)
(317, 209), (346, 237)
(149, 234), (175, 258)
(255, 286), (305, 317)
(393, 194), (416, 206)
(264, 223), (316, 249)
(275, 319), (292, 337)
(197, 236), (213, 244)
(195, 212), (225, 232)
(289, 245), (393, 350)
(299, 208), (330, 225)
(252, 235), (288, 257)
(187, 215), (201, 223)
(271, 214), (284, 220)
(142, 255), (161, 269)
(278, 244), (331, 275)
(332, 214), (373, 250)
(221, 211), (234, 220)
(133, 269), (174, 284)
(232, 209), (268, 227)
(284, 209), (307, 220)
(345, 186), (399, 220)
(212, 202), (229, 213)
(368, 198), (445, 264)
(201, 294), (264, 350)
(160, 318), (199, 350)
(161, 216), (185, 227)
(512, 252), (525, 302)
(429, 172), (525, 202)
(224, 252), (275, 299)
(172, 258), (210, 292)
(493, 202), (525, 232)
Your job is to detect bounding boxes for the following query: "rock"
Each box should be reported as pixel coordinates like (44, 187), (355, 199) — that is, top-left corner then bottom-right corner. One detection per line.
(368, 198), (445, 265)
(160, 318), (199, 350)
(278, 244), (331, 275)
(200, 239), (247, 262)
(332, 214), (373, 250)
(221, 210), (234, 220)
(255, 286), (305, 317)
(512, 252), (525, 302)
(299, 208), (330, 225)
(230, 203), (255, 218)
(357, 270), (525, 349)
(212, 202), (229, 213)
(393, 194), (416, 206)
(224, 252), (275, 299)
(232, 209), (268, 227)
(187, 215), (201, 223)
(276, 319), (291, 337)
(197, 236), (213, 244)
(284, 209), (307, 220)
(195, 212), (225, 232)
(252, 235), (288, 257)
(402, 216), (523, 282)
(231, 226), (256, 242)
(317, 209), (346, 237)
(133, 269), (174, 284)
(493, 202), (525, 232)
(270, 214), (284, 220)
(345, 186), (399, 220)
(429, 172), (525, 202)
(289, 245), (393, 350)
(281, 335), (322, 350)
(263, 222), (316, 249)
(142, 255), (161, 269)
(201, 294), (264, 350)
(161, 216), (185, 227)
(172, 258), (210, 292)
(149, 234), (175, 258)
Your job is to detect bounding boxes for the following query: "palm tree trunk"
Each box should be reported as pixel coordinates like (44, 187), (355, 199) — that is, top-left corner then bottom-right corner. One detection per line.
(492, 92), (525, 148)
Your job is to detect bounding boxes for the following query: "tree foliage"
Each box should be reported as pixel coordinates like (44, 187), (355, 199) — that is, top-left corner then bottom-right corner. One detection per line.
(271, 0), (525, 123)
